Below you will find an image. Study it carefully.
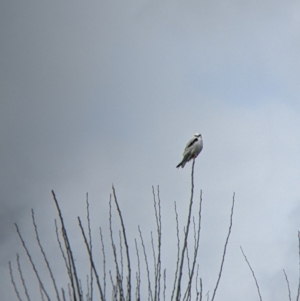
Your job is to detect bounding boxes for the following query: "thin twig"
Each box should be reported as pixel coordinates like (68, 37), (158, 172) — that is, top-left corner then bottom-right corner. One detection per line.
(39, 283), (46, 301)
(240, 246), (262, 301)
(14, 223), (51, 301)
(282, 269), (291, 301)
(52, 190), (81, 301)
(77, 217), (105, 301)
(54, 219), (74, 293)
(9, 261), (23, 301)
(184, 191), (203, 301)
(195, 265), (200, 301)
(150, 230), (158, 300)
(185, 241), (191, 279)
(206, 291), (209, 301)
(54, 219), (70, 270)
(86, 275), (90, 301)
(16, 254), (31, 301)
(151, 231), (157, 277)
(109, 196), (124, 301)
(163, 269), (166, 301)
(138, 226), (153, 301)
(99, 227), (107, 300)
(119, 230), (124, 285)
(135, 239), (141, 301)
(31, 209), (61, 301)
(68, 283), (72, 301)
(61, 288), (67, 301)
(175, 159), (196, 301)
(86, 194), (94, 301)
(109, 271), (118, 301)
(199, 278), (202, 301)
(152, 186), (162, 301)
(211, 193), (235, 301)
(78, 279), (84, 301)
(112, 186), (132, 301)
(171, 202), (181, 301)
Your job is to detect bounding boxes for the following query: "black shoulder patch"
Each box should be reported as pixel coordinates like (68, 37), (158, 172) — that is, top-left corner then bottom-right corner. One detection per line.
(187, 138), (198, 148)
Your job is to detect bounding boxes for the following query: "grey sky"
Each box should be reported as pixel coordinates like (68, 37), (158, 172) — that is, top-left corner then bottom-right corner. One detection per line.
(1, 0), (300, 300)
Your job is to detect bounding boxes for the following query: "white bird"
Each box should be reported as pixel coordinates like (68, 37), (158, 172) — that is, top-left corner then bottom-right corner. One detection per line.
(176, 133), (203, 168)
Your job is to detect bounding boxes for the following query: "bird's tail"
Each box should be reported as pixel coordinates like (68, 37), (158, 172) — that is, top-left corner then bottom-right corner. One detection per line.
(176, 158), (187, 168)
(176, 153), (193, 168)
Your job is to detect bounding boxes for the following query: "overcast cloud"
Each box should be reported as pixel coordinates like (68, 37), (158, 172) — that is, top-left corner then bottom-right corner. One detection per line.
(2, 0), (300, 300)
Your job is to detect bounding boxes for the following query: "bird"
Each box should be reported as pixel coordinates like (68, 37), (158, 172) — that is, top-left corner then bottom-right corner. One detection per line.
(176, 133), (203, 168)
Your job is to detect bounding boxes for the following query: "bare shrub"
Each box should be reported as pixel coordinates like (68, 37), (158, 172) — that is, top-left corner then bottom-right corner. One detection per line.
(9, 159), (235, 301)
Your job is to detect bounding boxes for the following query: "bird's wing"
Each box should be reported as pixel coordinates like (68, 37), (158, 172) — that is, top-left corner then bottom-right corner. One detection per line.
(185, 138), (198, 149)
(182, 138), (198, 156)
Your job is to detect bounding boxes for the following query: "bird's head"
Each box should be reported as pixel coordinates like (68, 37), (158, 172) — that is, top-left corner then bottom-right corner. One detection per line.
(194, 133), (201, 138)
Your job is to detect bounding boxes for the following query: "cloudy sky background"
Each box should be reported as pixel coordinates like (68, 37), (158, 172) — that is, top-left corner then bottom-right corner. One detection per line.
(2, 0), (300, 300)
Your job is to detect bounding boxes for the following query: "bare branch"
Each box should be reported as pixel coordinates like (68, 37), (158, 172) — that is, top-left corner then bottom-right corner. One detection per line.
(199, 278), (202, 301)
(184, 191), (203, 301)
(78, 279), (84, 301)
(54, 218), (75, 298)
(206, 291), (209, 301)
(86, 194), (94, 301)
(163, 269), (166, 301)
(109, 196), (124, 301)
(68, 283), (72, 301)
(171, 202), (181, 301)
(119, 230), (124, 285)
(61, 288), (67, 301)
(240, 246), (262, 301)
(31, 209), (61, 301)
(9, 261), (23, 301)
(54, 219), (70, 271)
(52, 190), (81, 301)
(138, 226), (153, 301)
(195, 265), (200, 301)
(185, 241), (191, 279)
(175, 159), (196, 301)
(109, 271), (118, 301)
(135, 239), (141, 301)
(151, 231), (157, 276)
(15, 223), (51, 301)
(99, 227), (107, 300)
(77, 216), (105, 301)
(211, 193), (235, 301)
(283, 269), (291, 301)
(86, 275), (90, 301)
(112, 186), (132, 301)
(152, 186), (162, 301)
(16, 254), (31, 301)
(39, 283), (46, 301)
